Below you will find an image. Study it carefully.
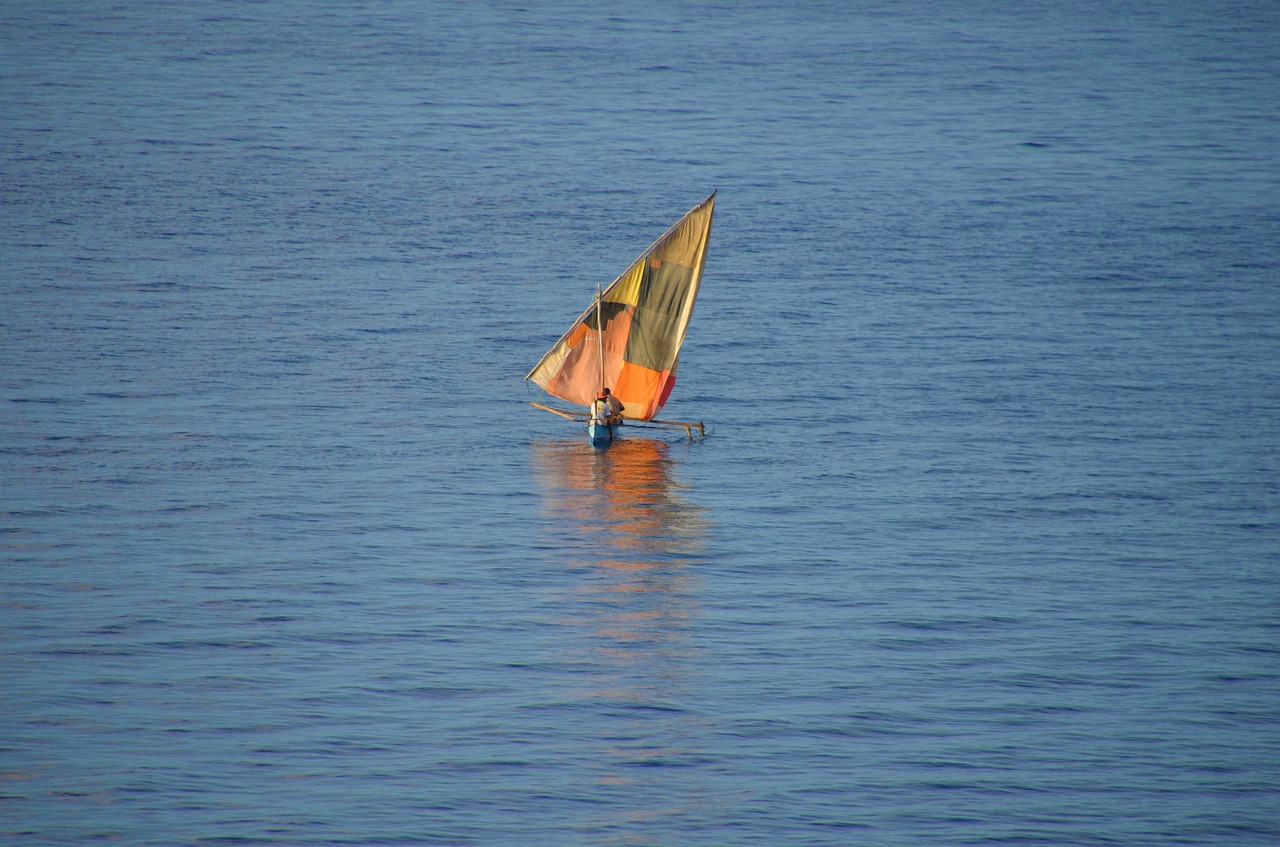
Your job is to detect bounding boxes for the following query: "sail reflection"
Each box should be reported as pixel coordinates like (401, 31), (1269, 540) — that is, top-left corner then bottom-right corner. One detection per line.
(530, 437), (712, 839)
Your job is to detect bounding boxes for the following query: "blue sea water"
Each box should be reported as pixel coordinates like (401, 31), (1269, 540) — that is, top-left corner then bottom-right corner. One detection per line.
(3, 1), (1279, 844)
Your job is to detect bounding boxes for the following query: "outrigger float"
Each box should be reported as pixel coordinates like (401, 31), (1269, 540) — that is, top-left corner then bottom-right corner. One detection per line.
(526, 192), (716, 447)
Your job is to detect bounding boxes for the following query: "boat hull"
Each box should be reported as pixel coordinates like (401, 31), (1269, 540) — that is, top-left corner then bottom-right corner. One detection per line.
(588, 422), (613, 448)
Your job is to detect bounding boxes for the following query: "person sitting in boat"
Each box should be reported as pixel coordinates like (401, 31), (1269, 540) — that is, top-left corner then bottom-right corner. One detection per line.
(592, 389), (624, 425)
(602, 387), (624, 420)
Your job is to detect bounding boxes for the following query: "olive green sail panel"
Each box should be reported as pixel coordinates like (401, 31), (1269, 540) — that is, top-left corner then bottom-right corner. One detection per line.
(625, 262), (695, 372)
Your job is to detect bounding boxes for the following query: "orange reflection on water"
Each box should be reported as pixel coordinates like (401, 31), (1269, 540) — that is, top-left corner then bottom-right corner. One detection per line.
(532, 436), (708, 573)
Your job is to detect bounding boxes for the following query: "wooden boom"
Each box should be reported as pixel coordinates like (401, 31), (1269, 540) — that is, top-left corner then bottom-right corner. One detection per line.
(530, 401), (586, 421)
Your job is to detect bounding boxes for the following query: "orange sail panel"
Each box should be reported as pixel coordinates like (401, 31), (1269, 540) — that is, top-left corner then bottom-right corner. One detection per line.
(526, 193), (715, 421)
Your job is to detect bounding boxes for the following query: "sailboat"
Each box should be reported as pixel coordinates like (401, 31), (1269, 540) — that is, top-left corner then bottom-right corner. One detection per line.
(526, 191), (716, 446)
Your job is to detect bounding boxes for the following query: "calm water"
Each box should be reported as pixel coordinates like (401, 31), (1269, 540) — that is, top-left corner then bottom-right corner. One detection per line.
(4, 1), (1279, 844)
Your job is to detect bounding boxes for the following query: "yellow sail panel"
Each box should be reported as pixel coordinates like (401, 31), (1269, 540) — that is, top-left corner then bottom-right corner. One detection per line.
(606, 261), (646, 308)
(526, 192), (715, 421)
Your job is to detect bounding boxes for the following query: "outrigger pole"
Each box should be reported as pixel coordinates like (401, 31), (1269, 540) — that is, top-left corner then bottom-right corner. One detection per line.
(648, 418), (706, 440)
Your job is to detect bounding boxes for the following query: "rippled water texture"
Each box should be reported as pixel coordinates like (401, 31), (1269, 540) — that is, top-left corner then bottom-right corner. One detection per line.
(3, 1), (1279, 844)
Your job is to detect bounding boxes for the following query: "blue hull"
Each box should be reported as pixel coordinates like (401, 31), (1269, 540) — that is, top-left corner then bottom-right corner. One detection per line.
(588, 423), (613, 448)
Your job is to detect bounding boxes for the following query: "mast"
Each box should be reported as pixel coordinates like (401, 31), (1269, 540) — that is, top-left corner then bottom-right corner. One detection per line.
(594, 284), (605, 401)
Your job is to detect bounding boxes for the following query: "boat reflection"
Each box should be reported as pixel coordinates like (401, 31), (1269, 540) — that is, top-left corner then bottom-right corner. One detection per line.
(530, 436), (712, 838)
(532, 436), (709, 572)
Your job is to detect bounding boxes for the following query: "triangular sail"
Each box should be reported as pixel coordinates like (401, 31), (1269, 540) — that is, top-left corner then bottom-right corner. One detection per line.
(526, 192), (715, 422)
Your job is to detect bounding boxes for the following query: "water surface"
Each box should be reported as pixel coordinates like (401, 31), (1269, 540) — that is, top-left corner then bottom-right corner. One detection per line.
(3, 1), (1279, 844)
